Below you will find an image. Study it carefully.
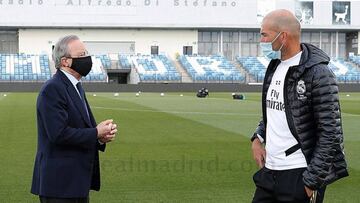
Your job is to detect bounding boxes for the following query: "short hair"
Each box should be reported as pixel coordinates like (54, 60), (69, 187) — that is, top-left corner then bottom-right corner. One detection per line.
(52, 35), (80, 69)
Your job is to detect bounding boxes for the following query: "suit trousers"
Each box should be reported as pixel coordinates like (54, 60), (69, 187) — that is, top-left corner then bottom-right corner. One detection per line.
(252, 167), (326, 203)
(39, 196), (89, 203)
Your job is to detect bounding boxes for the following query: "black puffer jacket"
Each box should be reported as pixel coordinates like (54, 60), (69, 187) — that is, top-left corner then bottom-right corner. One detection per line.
(252, 43), (348, 190)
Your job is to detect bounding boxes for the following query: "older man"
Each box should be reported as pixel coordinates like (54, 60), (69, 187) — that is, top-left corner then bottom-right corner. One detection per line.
(31, 35), (117, 203)
(251, 9), (348, 203)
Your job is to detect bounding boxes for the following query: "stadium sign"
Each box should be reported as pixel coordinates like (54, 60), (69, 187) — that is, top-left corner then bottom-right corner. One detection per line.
(0, 0), (358, 28)
(0, 0), (44, 5)
(174, 0), (237, 7)
(0, 0), (238, 7)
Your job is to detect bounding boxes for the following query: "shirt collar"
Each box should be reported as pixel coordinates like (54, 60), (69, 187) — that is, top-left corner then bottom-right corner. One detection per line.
(60, 69), (80, 87)
(281, 51), (303, 64)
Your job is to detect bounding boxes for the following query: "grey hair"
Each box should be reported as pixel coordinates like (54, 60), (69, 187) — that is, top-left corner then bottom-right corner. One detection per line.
(52, 35), (80, 69)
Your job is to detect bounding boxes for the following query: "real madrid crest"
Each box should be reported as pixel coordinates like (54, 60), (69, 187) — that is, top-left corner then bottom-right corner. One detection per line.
(297, 80), (307, 100)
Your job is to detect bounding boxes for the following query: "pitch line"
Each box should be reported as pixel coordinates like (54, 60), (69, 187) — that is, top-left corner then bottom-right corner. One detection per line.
(92, 106), (260, 116)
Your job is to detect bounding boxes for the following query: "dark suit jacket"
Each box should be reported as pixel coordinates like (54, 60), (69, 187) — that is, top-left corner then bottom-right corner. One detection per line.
(31, 70), (105, 198)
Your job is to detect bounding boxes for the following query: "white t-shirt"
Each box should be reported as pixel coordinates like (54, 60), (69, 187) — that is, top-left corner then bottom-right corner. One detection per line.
(265, 51), (307, 170)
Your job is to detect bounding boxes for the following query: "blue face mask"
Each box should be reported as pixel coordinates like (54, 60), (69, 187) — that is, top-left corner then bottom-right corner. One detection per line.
(260, 32), (284, 60)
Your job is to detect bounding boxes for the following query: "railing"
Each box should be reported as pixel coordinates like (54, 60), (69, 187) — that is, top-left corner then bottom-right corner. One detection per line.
(249, 72), (360, 84)
(1, 73), (359, 84)
(138, 73), (247, 84)
(0, 78), (50, 83)
(336, 74), (360, 83)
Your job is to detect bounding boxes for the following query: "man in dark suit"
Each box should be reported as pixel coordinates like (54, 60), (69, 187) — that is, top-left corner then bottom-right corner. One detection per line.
(31, 35), (117, 203)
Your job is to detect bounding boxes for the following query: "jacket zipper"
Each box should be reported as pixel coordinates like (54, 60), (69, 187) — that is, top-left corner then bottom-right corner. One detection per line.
(261, 60), (280, 142)
(283, 66), (302, 145)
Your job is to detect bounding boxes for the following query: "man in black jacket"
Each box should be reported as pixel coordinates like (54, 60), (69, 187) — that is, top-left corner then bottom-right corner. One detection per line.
(251, 9), (348, 203)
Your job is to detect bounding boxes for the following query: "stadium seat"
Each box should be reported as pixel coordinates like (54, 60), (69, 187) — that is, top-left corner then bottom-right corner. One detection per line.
(330, 57), (360, 82)
(118, 54), (181, 82)
(179, 55), (244, 82)
(236, 56), (360, 83)
(0, 54), (51, 82)
(236, 56), (267, 82)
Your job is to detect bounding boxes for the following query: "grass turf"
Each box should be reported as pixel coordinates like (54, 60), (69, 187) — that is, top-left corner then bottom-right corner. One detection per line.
(0, 92), (359, 202)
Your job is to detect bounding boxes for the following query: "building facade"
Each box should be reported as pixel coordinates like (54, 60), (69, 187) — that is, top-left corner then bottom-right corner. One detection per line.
(0, 0), (359, 60)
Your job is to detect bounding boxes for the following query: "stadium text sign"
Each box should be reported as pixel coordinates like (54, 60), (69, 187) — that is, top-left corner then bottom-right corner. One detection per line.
(0, 0), (257, 28)
(0, 0), (239, 7)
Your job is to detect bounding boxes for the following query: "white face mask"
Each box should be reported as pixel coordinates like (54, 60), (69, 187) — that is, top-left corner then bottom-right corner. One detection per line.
(259, 32), (284, 60)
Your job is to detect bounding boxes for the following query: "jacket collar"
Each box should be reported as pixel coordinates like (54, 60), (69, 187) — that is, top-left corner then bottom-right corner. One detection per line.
(55, 70), (92, 127)
(299, 43), (330, 69)
(268, 43), (330, 79)
(294, 43), (330, 79)
(60, 69), (80, 92)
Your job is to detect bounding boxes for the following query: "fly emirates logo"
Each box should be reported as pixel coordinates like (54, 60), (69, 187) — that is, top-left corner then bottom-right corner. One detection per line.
(267, 87), (285, 112)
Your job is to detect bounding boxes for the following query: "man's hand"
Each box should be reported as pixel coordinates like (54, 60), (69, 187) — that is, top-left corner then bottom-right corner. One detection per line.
(96, 119), (113, 139)
(252, 138), (266, 168)
(304, 186), (313, 198)
(99, 123), (117, 143)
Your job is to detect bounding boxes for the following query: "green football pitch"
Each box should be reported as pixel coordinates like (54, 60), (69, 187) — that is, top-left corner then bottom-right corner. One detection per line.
(0, 92), (359, 202)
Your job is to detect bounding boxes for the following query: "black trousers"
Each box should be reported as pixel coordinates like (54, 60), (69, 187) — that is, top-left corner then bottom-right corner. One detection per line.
(252, 167), (326, 203)
(39, 196), (89, 203)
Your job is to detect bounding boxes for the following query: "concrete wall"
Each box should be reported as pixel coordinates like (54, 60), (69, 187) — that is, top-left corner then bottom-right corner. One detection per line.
(18, 29), (198, 58)
(1, 0), (360, 29)
(1, 83), (359, 92)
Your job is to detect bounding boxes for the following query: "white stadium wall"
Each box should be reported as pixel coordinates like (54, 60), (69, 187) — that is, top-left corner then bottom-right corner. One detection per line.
(0, 0), (258, 28)
(1, 0), (359, 57)
(0, 0), (359, 29)
(18, 29), (198, 57)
